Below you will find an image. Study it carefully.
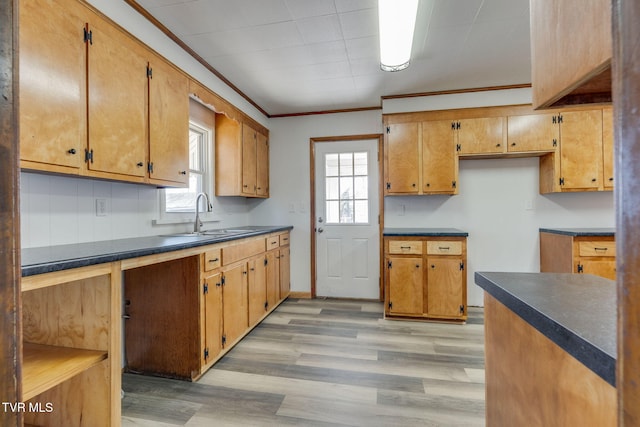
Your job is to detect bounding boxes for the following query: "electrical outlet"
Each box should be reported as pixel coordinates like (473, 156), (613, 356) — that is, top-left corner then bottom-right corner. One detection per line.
(96, 198), (108, 217)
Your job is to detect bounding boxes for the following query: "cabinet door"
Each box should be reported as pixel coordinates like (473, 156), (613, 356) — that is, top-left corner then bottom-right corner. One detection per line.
(559, 110), (603, 190)
(19, 0), (87, 171)
(242, 124), (258, 196)
(578, 260), (616, 281)
(456, 117), (504, 155)
(203, 271), (223, 366)
(148, 56), (189, 186)
(279, 247), (291, 299)
(266, 250), (279, 309)
(256, 131), (269, 197)
(422, 120), (457, 194)
(87, 15), (147, 178)
(426, 258), (464, 318)
(602, 108), (614, 190)
(387, 257), (423, 315)
(507, 114), (559, 152)
(222, 263), (248, 347)
(247, 256), (267, 327)
(385, 123), (419, 194)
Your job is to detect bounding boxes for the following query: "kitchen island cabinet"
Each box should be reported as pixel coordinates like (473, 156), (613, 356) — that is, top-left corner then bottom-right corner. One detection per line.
(383, 228), (468, 322)
(540, 228), (615, 280)
(475, 272), (616, 426)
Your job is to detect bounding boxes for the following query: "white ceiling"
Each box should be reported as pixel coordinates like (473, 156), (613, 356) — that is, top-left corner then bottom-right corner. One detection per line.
(134, 0), (531, 116)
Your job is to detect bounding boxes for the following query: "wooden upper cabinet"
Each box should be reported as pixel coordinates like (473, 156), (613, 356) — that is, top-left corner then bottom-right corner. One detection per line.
(507, 114), (559, 152)
(530, 0), (612, 109)
(148, 56), (189, 186)
(242, 124), (258, 196)
(602, 108), (614, 190)
(87, 13), (147, 179)
(455, 117), (504, 155)
(384, 122), (419, 194)
(256, 131), (269, 197)
(422, 121), (457, 194)
(558, 110), (603, 191)
(215, 115), (269, 198)
(19, 0), (88, 173)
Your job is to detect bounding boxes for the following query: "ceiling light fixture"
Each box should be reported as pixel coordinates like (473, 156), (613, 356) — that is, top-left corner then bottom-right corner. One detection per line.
(378, 0), (419, 72)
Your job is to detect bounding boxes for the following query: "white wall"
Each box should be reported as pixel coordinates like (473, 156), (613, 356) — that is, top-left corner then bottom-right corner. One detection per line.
(20, 172), (252, 248)
(384, 158), (614, 306)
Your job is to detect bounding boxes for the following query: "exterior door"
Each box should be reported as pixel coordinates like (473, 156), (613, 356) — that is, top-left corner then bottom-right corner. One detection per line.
(314, 139), (380, 299)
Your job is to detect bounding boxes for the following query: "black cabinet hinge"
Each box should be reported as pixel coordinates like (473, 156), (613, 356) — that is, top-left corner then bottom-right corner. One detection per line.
(452, 181), (457, 188)
(386, 126), (390, 134)
(222, 335), (227, 346)
(552, 138), (558, 147)
(221, 276), (226, 286)
(386, 182), (391, 190)
(204, 347), (209, 360)
(85, 148), (93, 163)
(147, 66), (153, 79)
(559, 177), (565, 186)
(264, 301), (268, 310)
(83, 27), (92, 45)
(148, 162), (154, 174)
(459, 304), (465, 314)
(577, 264), (584, 273)
(388, 301), (392, 309)
(264, 258), (268, 266)
(558, 114), (563, 123)
(456, 121), (461, 129)
(460, 262), (465, 271)
(203, 283), (209, 294)
(451, 122), (456, 130)
(387, 260), (392, 269)
(456, 143), (461, 152)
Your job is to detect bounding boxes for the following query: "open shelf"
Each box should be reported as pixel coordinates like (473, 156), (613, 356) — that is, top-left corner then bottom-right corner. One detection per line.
(22, 342), (108, 401)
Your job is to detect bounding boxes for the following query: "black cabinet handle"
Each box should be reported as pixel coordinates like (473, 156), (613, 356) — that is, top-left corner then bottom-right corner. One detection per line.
(137, 162), (144, 167)
(179, 170), (187, 175)
(209, 258), (219, 262)
(67, 148), (76, 155)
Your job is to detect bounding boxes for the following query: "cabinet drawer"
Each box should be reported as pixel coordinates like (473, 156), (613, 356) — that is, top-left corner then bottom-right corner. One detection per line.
(267, 236), (280, 249)
(579, 241), (616, 257)
(426, 241), (462, 255)
(222, 238), (266, 265)
(279, 232), (290, 246)
(203, 249), (221, 271)
(388, 241), (423, 255)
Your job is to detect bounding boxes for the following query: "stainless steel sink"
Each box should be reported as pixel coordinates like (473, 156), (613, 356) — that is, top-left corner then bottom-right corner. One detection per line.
(161, 229), (254, 238)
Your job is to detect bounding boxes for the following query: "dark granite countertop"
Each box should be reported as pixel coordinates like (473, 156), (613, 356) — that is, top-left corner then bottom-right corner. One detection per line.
(21, 226), (293, 277)
(383, 228), (469, 237)
(539, 227), (615, 237)
(475, 271), (616, 387)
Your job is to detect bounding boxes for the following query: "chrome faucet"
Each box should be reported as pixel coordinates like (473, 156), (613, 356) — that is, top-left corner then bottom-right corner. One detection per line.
(194, 192), (212, 233)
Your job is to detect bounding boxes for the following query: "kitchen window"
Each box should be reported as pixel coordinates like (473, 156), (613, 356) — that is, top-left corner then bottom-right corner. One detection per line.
(160, 121), (213, 217)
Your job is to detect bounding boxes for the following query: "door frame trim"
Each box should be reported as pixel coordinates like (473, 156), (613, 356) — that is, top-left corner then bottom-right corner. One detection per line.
(309, 134), (384, 299)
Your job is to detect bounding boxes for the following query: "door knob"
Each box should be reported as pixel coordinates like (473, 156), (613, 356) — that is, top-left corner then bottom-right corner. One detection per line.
(317, 227), (324, 233)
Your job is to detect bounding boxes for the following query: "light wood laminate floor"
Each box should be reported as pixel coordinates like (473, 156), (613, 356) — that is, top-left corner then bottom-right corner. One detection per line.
(122, 298), (485, 426)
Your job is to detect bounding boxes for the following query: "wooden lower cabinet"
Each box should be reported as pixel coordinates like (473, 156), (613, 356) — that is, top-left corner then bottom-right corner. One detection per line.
(384, 235), (467, 322)
(124, 231), (291, 381)
(540, 230), (616, 280)
(21, 263), (121, 427)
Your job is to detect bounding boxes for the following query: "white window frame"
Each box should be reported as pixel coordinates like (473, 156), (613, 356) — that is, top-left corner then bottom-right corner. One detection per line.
(157, 120), (214, 223)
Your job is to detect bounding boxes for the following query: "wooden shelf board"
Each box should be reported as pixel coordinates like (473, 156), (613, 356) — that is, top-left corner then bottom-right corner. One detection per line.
(23, 342), (108, 401)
